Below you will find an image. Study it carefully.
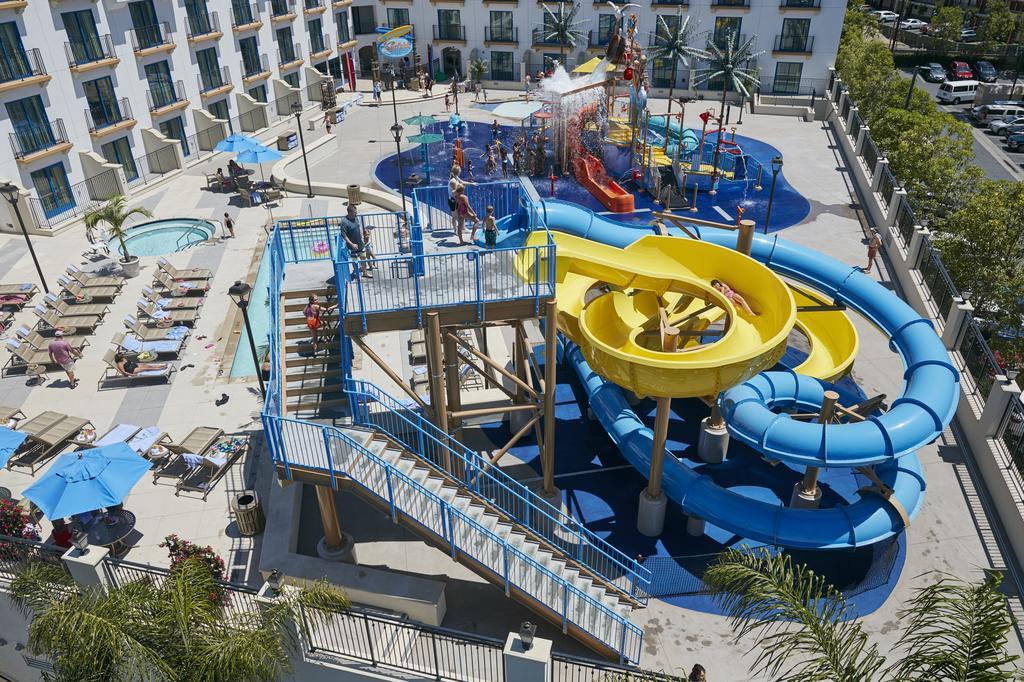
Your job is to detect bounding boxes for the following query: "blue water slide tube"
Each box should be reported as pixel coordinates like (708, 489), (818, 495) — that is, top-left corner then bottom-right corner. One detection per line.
(529, 199), (958, 548)
(645, 116), (700, 153)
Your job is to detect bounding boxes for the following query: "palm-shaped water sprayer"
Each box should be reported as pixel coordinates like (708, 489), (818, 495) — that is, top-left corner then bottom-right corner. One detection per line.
(540, 2), (588, 65)
(696, 32), (763, 120)
(647, 11), (707, 119)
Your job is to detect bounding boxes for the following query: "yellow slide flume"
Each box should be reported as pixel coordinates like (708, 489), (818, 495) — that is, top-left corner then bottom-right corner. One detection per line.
(789, 284), (859, 382)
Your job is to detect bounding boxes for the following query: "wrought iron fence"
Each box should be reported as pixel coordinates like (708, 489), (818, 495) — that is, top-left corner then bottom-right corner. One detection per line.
(0, 534), (68, 585)
(849, 111), (862, 141)
(102, 557), (262, 617)
(878, 167), (896, 208)
(918, 243), (959, 319)
(303, 603), (507, 681)
(862, 135), (879, 175)
(0, 47), (46, 83)
(124, 146), (181, 190)
(552, 652), (686, 681)
(840, 96), (852, 121)
(896, 199), (916, 246)
(28, 167), (120, 230)
(961, 320), (1000, 401)
(1003, 401), (1024, 477)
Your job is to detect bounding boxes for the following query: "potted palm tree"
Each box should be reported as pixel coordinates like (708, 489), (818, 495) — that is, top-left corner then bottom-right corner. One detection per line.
(83, 195), (153, 278)
(469, 58), (487, 87)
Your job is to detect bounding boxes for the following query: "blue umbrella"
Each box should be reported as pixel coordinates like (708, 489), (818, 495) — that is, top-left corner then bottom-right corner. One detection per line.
(0, 426), (27, 468)
(236, 145), (284, 182)
(23, 444), (152, 520)
(214, 133), (260, 153)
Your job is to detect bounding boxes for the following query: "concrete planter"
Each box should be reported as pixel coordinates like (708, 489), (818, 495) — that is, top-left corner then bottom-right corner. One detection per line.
(120, 256), (140, 278)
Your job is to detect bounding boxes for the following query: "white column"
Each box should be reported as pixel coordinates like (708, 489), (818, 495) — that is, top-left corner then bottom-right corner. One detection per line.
(907, 227), (931, 269)
(941, 298), (973, 352)
(61, 546), (110, 590)
(885, 188), (907, 228)
(845, 106), (859, 135)
(870, 158), (889, 192)
(981, 378), (1022, 439)
(503, 631), (551, 682)
(855, 125), (871, 155)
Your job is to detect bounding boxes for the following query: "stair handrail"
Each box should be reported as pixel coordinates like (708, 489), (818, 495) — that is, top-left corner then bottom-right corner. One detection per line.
(345, 379), (652, 603)
(262, 412), (643, 663)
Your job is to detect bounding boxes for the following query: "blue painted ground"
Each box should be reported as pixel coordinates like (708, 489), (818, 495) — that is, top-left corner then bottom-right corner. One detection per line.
(459, 353), (905, 618)
(374, 119), (811, 233)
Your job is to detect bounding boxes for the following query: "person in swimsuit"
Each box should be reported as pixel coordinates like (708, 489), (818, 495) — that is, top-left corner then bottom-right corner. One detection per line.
(864, 229), (881, 273)
(453, 185), (478, 246)
(711, 279), (757, 316)
(114, 352), (168, 376)
(304, 294), (337, 354)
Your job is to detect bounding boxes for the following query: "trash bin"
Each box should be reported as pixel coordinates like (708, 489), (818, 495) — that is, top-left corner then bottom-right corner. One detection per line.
(232, 490), (265, 536)
(347, 184), (362, 205)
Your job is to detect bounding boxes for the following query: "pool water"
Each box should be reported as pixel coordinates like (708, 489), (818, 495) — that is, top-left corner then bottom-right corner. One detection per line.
(113, 219), (217, 257)
(229, 243), (271, 377)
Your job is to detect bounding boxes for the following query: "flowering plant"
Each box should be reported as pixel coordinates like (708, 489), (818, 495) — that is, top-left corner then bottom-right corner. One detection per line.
(0, 499), (39, 541)
(160, 534), (227, 582)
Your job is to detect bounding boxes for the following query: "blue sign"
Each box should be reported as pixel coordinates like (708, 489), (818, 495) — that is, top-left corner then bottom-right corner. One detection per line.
(378, 25), (414, 59)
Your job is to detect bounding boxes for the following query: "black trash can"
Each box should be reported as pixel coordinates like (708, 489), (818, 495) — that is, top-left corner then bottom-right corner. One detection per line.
(232, 490), (265, 536)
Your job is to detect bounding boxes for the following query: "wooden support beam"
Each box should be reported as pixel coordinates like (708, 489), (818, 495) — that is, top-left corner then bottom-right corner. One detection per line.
(453, 350), (521, 403)
(444, 333), (462, 435)
(487, 415), (542, 466)
(446, 331), (538, 400)
(351, 336), (431, 416)
(800, 390), (839, 496)
(315, 486), (344, 550)
(646, 313), (679, 499)
(542, 299), (558, 496)
(426, 313), (451, 473)
(449, 403), (539, 420)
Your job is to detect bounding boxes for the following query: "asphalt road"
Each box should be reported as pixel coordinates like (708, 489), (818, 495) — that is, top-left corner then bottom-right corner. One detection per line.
(902, 67), (1024, 182)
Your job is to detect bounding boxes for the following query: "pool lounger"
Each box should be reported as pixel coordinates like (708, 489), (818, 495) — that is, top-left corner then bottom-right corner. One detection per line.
(98, 349), (176, 388)
(152, 271), (210, 297)
(123, 315), (190, 342)
(14, 325), (90, 352)
(156, 258), (212, 281)
(56, 275), (121, 302)
(111, 331), (186, 359)
(10, 411), (93, 474)
(136, 300), (199, 327)
(33, 305), (102, 332)
(142, 286), (204, 310)
(65, 265), (125, 289)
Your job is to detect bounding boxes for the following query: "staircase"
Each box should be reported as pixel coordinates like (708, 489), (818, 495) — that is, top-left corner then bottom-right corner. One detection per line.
(280, 286), (345, 418)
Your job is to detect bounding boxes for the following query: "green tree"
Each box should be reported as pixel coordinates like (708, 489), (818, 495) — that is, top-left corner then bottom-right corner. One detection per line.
(981, 0), (1016, 46)
(647, 10), (707, 118)
(931, 6), (965, 48)
(83, 194), (153, 262)
(704, 549), (1021, 682)
(469, 57), (487, 84)
(10, 558), (350, 682)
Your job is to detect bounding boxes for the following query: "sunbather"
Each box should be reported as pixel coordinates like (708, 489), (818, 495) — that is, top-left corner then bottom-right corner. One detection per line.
(114, 351), (168, 377)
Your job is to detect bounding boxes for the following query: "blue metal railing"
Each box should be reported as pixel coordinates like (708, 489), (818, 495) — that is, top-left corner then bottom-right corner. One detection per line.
(260, 410), (645, 663)
(276, 212), (411, 262)
(411, 181), (524, 235)
(346, 379), (652, 605)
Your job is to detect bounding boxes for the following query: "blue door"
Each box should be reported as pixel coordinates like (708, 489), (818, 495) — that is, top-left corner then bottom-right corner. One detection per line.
(30, 163), (75, 218)
(61, 10), (103, 63)
(5, 95), (54, 155)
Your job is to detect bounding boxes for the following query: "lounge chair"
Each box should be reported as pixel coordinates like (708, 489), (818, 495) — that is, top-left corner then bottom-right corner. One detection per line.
(33, 305), (103, 332)
(98, 348), (176, 388)
(126, 426), (172, 461)
(156, 258), (212, 281)
(123, 315), (191, 342)
(14, 325), (89, 353)
(152, 271), (209, 297)
(0, 311), (11, 334)
(10, 411), (93, 474)
(141, 286), (204, 310)
(4, 339), (60, 373)
(56, 275), (121, 302)
(174, 435), (249, 499)
(43, 292), (110, 318)
(86, 423), (142, 449)
(136, 300), (199, 326)
(111, 331), (186, 359)
(65, 265), (125, 289)
(0, 406), (26, 426)
(0, 283), (38, 298)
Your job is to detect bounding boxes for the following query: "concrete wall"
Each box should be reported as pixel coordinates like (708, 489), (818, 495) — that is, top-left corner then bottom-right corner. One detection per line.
(824, 70), (1024, 573)
(0, 592), (45, 682)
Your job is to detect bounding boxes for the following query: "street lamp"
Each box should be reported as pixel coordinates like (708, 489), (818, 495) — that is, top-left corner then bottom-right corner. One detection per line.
(228, 280), (266, 399)
(391, 122), (408, 214)
(290, 101), (314, 198)
(763, 155), (783, 234)
(0, 182), (49, 294)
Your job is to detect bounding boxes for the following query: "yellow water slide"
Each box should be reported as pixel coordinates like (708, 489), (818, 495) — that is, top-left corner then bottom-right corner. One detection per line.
(519, 231), (858, 397)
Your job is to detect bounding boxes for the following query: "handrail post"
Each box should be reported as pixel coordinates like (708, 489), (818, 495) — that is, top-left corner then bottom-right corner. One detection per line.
(561, 581), (569, 633)
(363, 612), (376, 665)
(503, 543), (510, 596)
(321, 427), (337, 489)
(447, 505), (457, 559)
(474, 253), (483, 322)
(385, 468), (397, 521)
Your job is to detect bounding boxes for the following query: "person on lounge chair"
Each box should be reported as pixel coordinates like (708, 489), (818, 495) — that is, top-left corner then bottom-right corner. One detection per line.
(114, 351), (168, 377)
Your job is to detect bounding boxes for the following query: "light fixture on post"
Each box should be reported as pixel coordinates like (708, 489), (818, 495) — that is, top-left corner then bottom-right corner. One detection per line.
(391, 123), (407, 214)
(228, 280), (266, 398)
(0, 182), (49, 294)
(266, 569), (284, 597)
(290, 101), (314, 198)
(70, 528), (89, 555)
(519, 621), (537, 651)
(764, 155), (783, 234)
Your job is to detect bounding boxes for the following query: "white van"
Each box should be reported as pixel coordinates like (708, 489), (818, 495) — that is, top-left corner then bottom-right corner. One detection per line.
(937, 80), (979, 104)
(971, 102), (1024, 123)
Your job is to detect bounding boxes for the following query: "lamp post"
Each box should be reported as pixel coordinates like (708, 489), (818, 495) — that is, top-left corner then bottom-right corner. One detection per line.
(290, 101), (314, 198)
(763, 155), (783, 234)
(228, 280), (266, 399)
(0, 182), (49, 294)
(391, 122), (408, 214)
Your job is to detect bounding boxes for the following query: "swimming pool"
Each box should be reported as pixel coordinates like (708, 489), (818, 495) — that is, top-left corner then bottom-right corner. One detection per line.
(229, 243), (271, 377)
(112, 218), (218, 257)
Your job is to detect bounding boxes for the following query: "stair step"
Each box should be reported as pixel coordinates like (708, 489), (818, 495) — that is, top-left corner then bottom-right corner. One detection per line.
(285, 384), (341, 398)
(285, 368), (342, 383)
(284, 354), (338, 369)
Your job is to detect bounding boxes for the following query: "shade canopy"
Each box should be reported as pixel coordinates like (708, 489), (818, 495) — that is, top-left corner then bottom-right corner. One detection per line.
(0, 426), (27, 468)
(215, 134), (261, 153)
(407, 133), (444, 145)
(490, 101), (543, 122)
(23, 443), (152, 520)
(573, 57), (617, 75)
(403, 114), (437, 127)
(235, 146), (284, 164)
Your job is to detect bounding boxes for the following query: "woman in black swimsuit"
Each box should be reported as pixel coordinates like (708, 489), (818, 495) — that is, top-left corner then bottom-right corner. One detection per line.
(114, 352), (168, 376)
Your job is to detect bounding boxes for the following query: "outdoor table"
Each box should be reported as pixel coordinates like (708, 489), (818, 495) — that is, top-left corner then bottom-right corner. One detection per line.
(85, 510), (135, 554)
(135, 351), (156, 362)
(25, 364), (47, 387)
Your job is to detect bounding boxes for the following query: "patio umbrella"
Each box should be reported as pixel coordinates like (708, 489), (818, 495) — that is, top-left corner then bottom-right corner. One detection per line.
(403, 114), (437, 129)
(235, 145), (283, 182)
(0, 426), (27, 469)
(407, 133), (444, 184)
(214, 133), (260, 153)
(22, 443), (152, 520)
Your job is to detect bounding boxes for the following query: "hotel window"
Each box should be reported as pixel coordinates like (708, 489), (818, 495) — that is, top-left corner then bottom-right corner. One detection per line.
(387, 8), (409, 29)
(712, 17), (741, 49)
(158, 116), (189, 157)
(100, 137), (139, 183)
(351, 6), (375, 35)
(144, 60), (177, 108)
(83, 75), (124, 129)
(6, 95), (55, 154)
(196, 47), (223, 90)
(335, 13), (350, 43)
(597, 15), (615, 45)
(490, 51), (513, 80)
(0, 22), (32, 82)
(773, 62), (803, 94)
(309, 17), (325, 53)
(248, 84), (268, 102)
(30, 163), (74, 218)
(128, 0), (164, 49)
(283, 71), (300, 88)
(489, 11), (513, 42)
(207, 98), (230, 121)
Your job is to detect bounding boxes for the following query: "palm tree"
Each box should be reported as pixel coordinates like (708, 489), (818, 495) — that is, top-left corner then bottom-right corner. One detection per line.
(83, 194), (153, 264)
(469, 57), (487, 85)
(694, 33), (763, 120)
(647, 11), (707, 120)
(10, 558), (350, 682)
(540, 2), (588, 66)
(703, 548), (1021, 681)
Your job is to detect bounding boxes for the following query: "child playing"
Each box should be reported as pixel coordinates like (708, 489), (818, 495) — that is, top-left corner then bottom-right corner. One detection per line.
(482, 206), (498, 250)
(485, 151), (497, 175)
(362, 224), (376, 273)
(711, 279), (757, 316)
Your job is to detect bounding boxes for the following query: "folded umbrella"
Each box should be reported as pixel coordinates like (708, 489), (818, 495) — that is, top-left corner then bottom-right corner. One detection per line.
(23, 443), (152, 520)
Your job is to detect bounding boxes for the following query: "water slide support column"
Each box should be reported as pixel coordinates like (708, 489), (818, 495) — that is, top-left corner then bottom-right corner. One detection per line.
(444, 333), (462, 441)
(315, 486), (357, 563)
(790, 390), (839, 509)
(638, 325), (679, 537)
(426, 312), (452, 473)
(540, 300), (562, 507)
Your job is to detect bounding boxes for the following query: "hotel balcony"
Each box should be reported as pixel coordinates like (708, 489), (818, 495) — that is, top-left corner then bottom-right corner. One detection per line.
(10, 119), (72, 164)
(146, 80), (189, 116)
(187, 12), (223, 44)
(129, 22), (176, 58)
(0, 48), (51, 94)
(64, 34), (119, 73)
(231, 3), (264, 32)
(198, 65), (234, 99)
(86, 97), (136, 138)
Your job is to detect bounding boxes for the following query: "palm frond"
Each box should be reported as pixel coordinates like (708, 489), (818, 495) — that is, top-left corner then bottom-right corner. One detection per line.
(540, 2), (588, 49)
(191, 618), (292, 682)
(9, 561), (76, 617)
(703, 548), (886, 682)
(648, 13), (707, 68)
(886, 571), (1021, 681)
(83, 194), (153, 261)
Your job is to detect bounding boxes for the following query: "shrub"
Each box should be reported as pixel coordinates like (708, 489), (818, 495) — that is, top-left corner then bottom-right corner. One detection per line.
(160, 533), (226, 581)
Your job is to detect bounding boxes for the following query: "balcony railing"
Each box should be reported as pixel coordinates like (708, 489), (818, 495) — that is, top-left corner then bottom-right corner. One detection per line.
(271, 0), (297, 17)
(780, 0), (821, 6)
(241, 53), (270, 79)
(278, 42), (302, 67)
(590, 32), (610, 47)
(64, 33), (116, 69)
(652, 0), (689, 4)
(434, 24), (466, 41)
(773, 34), (814, 52)
(85, 97), (131, 132)
(484, 26), (517, 42)
(709, 32), (747, 49)
(186, 11), (220, 39)
(711, 0), (750, 6)
(303, 0), (324, 9)
(231, 2), (260, 27)
(310, 34), (328, 54)
(198, 65), (230, 93)
(9, 119), (69, 158)
(0, 47), (46, 84)
(129, 22), (173, 52)
(146, 79), (185, 111)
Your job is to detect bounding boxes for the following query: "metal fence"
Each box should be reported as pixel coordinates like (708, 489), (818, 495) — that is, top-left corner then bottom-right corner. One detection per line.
(849, 112), (862, 142)
(28, 168), (121, 230)
(878, 167), (896, 208)
(1003, 401), (1024, 475)
(960, 321), (1001, 400)
(125, 146), (180, 190)
(276, 212), (411, 263)
(0, 534), (68, 585)
(918, 243), (959, 319)
(102, 557), (262, 617)
(303, 603), (507, 681)
(412, 181), (525, 235)
(552, 652), (686, 681)
(895, 199), (916, 246)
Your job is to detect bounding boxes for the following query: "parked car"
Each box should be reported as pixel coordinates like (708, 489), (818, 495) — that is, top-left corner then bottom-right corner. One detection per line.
(919, 23), (931, 34)
(1006, 132), (1024, 151)
(937, 79), (979, 104)
(873, 10), (900, 22)
(919, 62), (946, 82)
(998, 122), (1024, 138)
(948, 61), (973, 80)
(989, 115), (1024, 135)
(900, 18), (929, 30)
(960, 28), (978, 42)
(974, 60), (998, 83)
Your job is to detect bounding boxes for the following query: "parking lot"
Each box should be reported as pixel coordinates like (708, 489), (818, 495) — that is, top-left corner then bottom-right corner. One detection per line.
(902, 66), (1024, 181)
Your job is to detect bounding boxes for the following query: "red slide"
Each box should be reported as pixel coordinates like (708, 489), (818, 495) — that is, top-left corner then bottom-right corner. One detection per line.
(573, 153), (634, 213)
